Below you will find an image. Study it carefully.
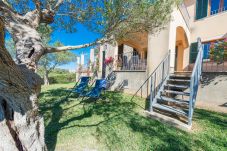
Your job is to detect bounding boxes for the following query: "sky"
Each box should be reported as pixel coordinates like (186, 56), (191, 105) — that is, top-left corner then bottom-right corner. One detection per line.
(51, 24), (101, 71)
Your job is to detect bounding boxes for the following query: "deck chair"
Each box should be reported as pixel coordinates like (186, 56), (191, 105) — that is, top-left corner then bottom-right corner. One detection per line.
(82, 79), (107, 99)
(66, 76), (90, 97)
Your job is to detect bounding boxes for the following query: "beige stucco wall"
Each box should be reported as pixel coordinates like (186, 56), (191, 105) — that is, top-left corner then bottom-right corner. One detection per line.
(147, 25), (170, 74)
(185, 0), (227, 42)
(147, 7), (191, 74)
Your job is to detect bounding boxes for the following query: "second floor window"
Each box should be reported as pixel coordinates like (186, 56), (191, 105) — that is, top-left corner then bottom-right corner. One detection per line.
(196, 0), (227, 20)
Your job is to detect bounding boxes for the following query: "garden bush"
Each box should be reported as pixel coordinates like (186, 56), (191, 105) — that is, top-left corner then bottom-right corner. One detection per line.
(49, 73), (76, 84)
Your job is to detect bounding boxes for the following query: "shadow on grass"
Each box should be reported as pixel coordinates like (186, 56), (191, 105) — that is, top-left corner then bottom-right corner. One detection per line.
(194, 109), (227, 129)
(39, 88), (227, 151)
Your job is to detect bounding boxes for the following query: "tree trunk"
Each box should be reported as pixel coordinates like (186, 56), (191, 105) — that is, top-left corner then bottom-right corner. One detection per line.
(0, 19), (47, 151)
(43, 70), (50, 86)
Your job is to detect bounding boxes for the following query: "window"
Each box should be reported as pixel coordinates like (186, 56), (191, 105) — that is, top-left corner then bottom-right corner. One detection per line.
(196, 0), (227, 20)
(202, 40), (224, 60)
(196, 0), (208, 19)
(210, 0), (221, 15)
(203, 43), (211, 59)
(189, 42), (198, 63)
(190, 39), (223, 63)
(224, 0), (227, 10)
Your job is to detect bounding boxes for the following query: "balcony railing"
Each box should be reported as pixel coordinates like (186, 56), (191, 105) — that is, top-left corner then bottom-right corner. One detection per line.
(188, 51), (227, 72)
(114, 51), (147, 71)
(178, 3), (190, 28)
(210, 6), (227, 16)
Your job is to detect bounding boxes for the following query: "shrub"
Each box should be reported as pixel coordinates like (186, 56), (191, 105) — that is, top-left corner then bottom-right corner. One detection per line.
(49, 73), (76, 84)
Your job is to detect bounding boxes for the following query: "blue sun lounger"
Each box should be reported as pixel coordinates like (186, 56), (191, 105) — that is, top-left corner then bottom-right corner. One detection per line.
(82, 79), (107, 99)
(66, 76), (90, 97)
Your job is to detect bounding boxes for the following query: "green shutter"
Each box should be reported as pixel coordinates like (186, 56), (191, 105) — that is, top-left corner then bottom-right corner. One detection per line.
(196, 0), (208, 20)
(190, 42), (198, 63)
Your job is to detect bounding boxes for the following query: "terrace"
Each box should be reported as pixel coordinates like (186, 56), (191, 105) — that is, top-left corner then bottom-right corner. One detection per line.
(113, 32), (148, 71)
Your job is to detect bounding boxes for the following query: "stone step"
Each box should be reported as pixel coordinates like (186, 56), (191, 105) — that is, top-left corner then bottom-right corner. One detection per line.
(153, 103), (188, 117)
(168, 79), (191, 83)
(169, 74), (191, 79)
(156, 96), (189, 105)
(162, 90), (190, 96)
(165, 84), (190, 89)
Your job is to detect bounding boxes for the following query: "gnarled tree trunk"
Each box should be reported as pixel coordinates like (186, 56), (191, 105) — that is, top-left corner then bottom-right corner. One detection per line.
(0, 1), (103, 149)
(0, 18), (47, 150)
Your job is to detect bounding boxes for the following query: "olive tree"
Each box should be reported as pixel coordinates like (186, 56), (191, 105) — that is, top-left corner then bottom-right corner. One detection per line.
(0, 0), (180, 150)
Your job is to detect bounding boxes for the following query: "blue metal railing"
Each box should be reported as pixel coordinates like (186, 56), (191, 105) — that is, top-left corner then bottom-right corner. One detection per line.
(131, 51), (170, 102)
(149, 51), (171, 111)
(188, 38), (204, 126)
(115, 51), (147, 71)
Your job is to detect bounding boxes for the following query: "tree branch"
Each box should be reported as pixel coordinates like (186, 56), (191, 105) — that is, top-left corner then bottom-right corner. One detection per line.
(0, 1), (20, 22)
(1, 0), (10, 7)
(45, 38), (111, 53)
(32, 0), (41, 12)
(53, 0), (64, 11)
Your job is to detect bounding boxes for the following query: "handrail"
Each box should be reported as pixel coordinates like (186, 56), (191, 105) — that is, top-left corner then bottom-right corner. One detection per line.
(188, 37), (204, 126)
(131, 51), (170, 102)
(149, 51), (171, 111)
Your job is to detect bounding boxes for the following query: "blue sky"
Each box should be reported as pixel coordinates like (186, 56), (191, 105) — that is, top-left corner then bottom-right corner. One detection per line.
(52, 24), (101, 70)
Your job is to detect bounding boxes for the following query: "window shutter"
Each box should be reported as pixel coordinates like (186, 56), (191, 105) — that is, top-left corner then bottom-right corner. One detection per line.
(196, 0), (208, 20)
(190, 42), (198, 63)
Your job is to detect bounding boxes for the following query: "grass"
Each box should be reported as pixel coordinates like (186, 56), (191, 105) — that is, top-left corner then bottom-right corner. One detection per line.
(39, 83), (227, 151)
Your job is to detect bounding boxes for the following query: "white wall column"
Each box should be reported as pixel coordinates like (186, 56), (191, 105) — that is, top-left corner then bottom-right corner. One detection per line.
(113, 42), (119, 70)
(99, 45), (104, 78)
(168, 22), (177, 73)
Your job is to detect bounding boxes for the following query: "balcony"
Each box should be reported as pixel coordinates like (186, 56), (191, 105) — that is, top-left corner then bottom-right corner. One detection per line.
(178, 3), (190, 28)
(114, 51), (147, 71)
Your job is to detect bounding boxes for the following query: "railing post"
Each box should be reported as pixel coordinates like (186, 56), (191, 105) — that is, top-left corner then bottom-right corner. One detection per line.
(162, 61), (165, 82)
(188, 76), (194, 126)
(149, 76), (153, 112)
(141, 86), (142, 98)
(168, 50), (171, 75)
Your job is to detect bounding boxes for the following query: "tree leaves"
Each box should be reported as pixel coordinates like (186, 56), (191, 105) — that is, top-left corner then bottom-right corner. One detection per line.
(5, 0), (181, 39)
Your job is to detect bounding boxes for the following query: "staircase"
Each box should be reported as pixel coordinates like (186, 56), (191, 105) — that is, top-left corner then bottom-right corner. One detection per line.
(148, 38), (204, 128)
(150, 72), (192, 126)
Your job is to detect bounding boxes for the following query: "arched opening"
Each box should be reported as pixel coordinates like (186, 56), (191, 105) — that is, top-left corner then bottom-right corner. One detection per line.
(175, 26), (189, 71)
(116, 32), (148, 70)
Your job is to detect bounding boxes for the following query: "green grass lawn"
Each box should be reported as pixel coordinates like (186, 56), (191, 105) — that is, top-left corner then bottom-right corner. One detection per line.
(39, 83), (227, 151)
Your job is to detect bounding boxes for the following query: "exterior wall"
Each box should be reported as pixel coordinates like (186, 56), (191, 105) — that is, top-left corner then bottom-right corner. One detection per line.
(185, 0), (227, 42)
(183, 47), (190, 69)
(147, 7), (190, 74)
(110, 71), (148, 96)
(147, 25), (170, 75)
(105, 43), (118, 58)
(123, 45), (134, 53)
(196, 73), (227, 113)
